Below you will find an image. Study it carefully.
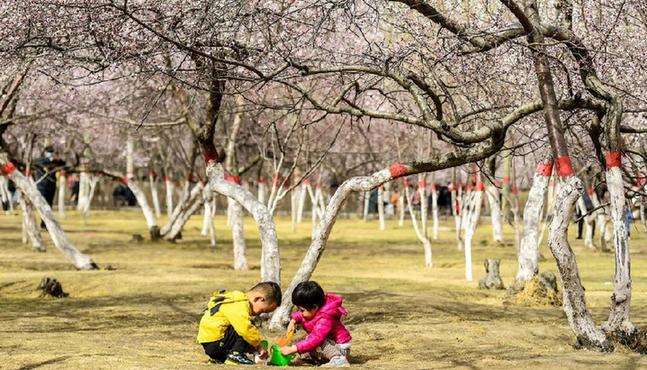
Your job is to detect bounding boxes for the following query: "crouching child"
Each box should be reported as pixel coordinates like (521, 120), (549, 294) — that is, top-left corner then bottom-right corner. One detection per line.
(197, 282), (282, 365)
(280, 281), (352, 367)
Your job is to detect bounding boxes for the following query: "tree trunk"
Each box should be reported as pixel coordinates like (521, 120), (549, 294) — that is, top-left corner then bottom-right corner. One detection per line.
(165, 176), (174, 218)
(229, 197), (249, 270)
(57, 171), (66, 218)
(462, 186), (483, 282)
(161, 183), (203, 241)
(486, 184), (504, 243)
(377, 186), (385, 230)
(206, 163), (280, 283)
(418, 176), (428, 237)
(363, 191), (369, 221)
(149, 172), (161, 218)
(19, 192), (46, 252)
(127, 179), (160, 240)
(516, 161), (552, 282)
(548, 176), (611, 351)
(602, 159), (635, 336)
(297, 182), (307, 223)
(404, 182), (432, 267)
(431, 182), (439, 240)
(2, 162), (97, 269)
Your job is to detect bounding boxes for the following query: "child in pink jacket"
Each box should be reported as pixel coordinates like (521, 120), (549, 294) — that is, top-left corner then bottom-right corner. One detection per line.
(279, 281), (352, 367)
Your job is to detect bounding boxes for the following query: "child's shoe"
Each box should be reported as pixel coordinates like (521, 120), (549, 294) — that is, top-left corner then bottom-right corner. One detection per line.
(321, 355), (350, 367)
(224, 351), (254, 365)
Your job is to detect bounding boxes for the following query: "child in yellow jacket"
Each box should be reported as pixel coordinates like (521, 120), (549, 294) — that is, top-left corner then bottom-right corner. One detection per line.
(197, 282), (282, 365)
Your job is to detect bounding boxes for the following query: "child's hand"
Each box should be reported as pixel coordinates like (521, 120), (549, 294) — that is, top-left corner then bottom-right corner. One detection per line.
(280, 345), (297, 356)
(286, 319), (296, 334)
(257, 348), (269, 359)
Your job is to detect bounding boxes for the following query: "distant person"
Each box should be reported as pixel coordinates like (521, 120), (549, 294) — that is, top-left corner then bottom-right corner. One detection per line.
(625, 209), (633, 238)
(197, 282), (281, 365)
(279, 281), (352, 367)
(112, 184), (137, 206)
(576, 192), (595, 240)
(34, 146), (65, 227)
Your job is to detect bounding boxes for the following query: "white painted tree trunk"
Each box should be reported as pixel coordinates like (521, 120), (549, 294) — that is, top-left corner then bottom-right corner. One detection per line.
(486, 185), (504, 243)
(377, 186), (385, 230)
(19, 192), (45, 252)
(297, 183), (307, 224)
(404, 184), (432, 267)
(229, 197), (249, 270)
(398, 189), (405, 227)
(149, 174), (161, 218)
(165, 177), (174, 218)
(161, 183), (203, 240)
(290, 189), (297, 232)
(77, 171), (89, 211)
(418, 177), (428, 236)
(127, 179), (159, 239)
(363, 191), (369, 221)
(2, 162), (96, 269)
(81, 175), (98, 223)
(516, 168), (551, 281)
(201, 201), (211, 236)
(57, 172), (66, 218)
(431, 184), (439, 240)
(257, 180), (266, 204)
(462, 189), (483, 281)
(206, 163), (280, 283)
(602, 165), (635, 336)
(548, 175), (611, 351)
(269, 168), (393, 329)
(451, 186), (463, 250)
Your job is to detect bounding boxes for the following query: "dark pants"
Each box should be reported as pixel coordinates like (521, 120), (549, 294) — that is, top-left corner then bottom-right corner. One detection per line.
(37, 185), (56, 229)
(577, 219), (596, 239)
(202, 326), (248, 362)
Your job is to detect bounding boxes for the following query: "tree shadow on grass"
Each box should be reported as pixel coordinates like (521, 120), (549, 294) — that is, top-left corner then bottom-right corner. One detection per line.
(17, 356), (71, 370)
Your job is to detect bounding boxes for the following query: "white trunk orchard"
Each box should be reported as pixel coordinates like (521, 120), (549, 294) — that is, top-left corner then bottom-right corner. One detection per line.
(486, 185), (504, 243)
(229, 197), (249, 270)
(290, 190), (297, 232)
(451, 186), (463, 250)
(418, 176), (428, 237)
(81, 175), (98, 222)
(161, 183), (203, 240)
(57, 172), (66, 218)
(602, 166), (635, 335)
(206, 163), (280, 283)
(127, 179), (159, 237)
(269, 168), (393, 329)
(2, 164), (96, 269)
(548, 175), (611, 350)
(398, 189), (405, 227)
(516, 169), (550, 281)
(257, 180), (266, 204)
(77, 171), (89, 211)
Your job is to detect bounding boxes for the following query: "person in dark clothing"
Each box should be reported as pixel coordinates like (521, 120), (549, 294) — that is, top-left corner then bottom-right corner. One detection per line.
(576, 192), (595, 239)
(33, 146), (66, 227)
(112, 184), (137, 206)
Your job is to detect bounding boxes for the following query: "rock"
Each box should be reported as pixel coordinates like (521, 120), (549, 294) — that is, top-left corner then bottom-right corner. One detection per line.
(130, 234), (144, 243)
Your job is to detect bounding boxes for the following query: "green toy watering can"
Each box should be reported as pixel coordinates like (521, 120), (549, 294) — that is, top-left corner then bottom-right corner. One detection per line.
(269, 344), (294, 366)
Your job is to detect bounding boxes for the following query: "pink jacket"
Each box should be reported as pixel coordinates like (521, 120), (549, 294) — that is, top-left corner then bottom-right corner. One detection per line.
(292, 293), (352, 353)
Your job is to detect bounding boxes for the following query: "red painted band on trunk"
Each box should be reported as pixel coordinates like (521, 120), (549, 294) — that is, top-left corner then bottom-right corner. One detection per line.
(164, 176), (170, 181)
(204, 151), (219, 164)
(430, 182), (436, 191)
(503, 176), (511, 184)
(511, 186), (518, 194)
(1, 162), (17, 176)
(389, 163), (408, 178)
(475, 182), (485, 191)
(121, 176), (129, 184)
(418, 180), (425, 189)
(302, 179), (310, 185)
(273, 175), (280, 186)
(147, 171), (153, 177)
(587, 188), (594, 195)
(403, 178), (409, 188)
(24, 169), (30, 176)
(605, 151), (622, 169)
(493, 181), (500, 187)
(555, 156), (574, 177)
(258, 177), (265, 184)
(536, 162), (553, 176)
(60, 170), (66, 177)
(316, 180), (321, 188)
(225, 174), (241, 184)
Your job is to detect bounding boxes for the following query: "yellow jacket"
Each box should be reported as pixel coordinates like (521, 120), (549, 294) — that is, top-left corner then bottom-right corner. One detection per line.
(197, 290), (261, 347)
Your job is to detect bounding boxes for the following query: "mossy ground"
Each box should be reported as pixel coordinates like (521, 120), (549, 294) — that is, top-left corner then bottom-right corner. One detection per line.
(1, 209), (646, 369)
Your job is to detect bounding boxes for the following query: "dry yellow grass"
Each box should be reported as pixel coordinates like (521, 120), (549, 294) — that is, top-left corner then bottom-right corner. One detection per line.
(1, 209), (646, 369)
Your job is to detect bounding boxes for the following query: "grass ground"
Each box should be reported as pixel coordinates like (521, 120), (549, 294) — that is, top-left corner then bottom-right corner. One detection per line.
(1, 209), (646, 369)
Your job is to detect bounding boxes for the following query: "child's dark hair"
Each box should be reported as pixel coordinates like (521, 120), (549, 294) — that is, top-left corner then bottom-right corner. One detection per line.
(292, 281), (325, 310)
(250, 281), (282, 306)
